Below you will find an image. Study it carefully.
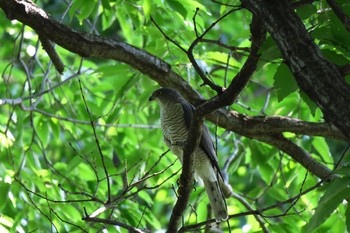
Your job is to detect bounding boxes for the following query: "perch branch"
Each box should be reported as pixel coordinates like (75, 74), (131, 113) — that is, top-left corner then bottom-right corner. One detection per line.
(167, 114), (204, 233)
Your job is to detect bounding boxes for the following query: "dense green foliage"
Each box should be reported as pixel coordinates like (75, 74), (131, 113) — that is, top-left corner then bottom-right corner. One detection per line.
(0, 0), (350, 232)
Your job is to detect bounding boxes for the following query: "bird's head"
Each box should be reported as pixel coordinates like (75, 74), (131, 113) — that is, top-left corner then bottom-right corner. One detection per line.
(149, 88), (184, 106)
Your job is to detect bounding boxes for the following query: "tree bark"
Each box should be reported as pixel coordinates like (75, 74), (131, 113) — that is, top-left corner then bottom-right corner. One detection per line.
(0, 0), (338, 179)
(241, 0), (350, 141)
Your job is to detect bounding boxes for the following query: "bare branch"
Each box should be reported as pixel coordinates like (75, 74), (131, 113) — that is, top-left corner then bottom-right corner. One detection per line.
(82, 214), (148, 233)
(78, 79), (111, 203)
(167, 114), (204, 233)
(231, 192), (269, 233)
(0, 0), (344, 182)
(187, 8), (241, 94)
(38, 34), (64, 73)
(241, 0), (350, 141)
(150, 16), (187, 53)
(195, 15), (266, 116)
(255, 134), (333, 179)
(15, 176), (104, 204)
(179, 170), (331, 232)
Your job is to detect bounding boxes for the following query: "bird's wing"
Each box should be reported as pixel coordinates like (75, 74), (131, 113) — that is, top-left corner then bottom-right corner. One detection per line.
(180, 102), (223, 177)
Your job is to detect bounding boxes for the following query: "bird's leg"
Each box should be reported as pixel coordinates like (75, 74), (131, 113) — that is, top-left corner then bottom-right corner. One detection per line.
(192, 179), (197, 191)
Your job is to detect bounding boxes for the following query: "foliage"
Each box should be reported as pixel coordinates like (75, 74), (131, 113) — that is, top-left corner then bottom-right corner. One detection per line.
(0, 0), (350, 232)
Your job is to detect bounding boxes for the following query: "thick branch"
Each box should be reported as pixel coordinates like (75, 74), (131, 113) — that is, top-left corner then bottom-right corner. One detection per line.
(167, 114), (204, 233)
(196, 15), (266, 116)
(0, 0), (189, 93)
(206, 109), (334, 179)
(0, 0), (338, 180)
(255, 134), (333, 179)
(241, 0), (350, 141)
(207, 110), (346, 141)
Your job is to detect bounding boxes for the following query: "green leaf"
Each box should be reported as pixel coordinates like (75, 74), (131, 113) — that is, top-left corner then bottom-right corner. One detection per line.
(330, 13), (350, 50)
(346, 204), (350, 233)
(68, 0), (84, 22)
(306, 178), (350, 232)
(321, 49), (349, 66)
(166, 0), (188, 19)
(296, 4), (317, 20)
(101, 0), (112, 10)
(273, 63), (298, 102)
(138, 191), (154, 205)
(346, 75), (350, 85)
(79, 0), (97, 21)
(205, 51), (237, 67)
(0, 215), (12, 233)
(260, 37), (282, 62)
(312, 137), (333, 167)
(300, 91), (318, 117)
(33, 117), (50, 147)
(0, 183), (10, 209)
(143, 0), (151, 22)
(143, 208), (162, 229)
(78, 163), (96, 181)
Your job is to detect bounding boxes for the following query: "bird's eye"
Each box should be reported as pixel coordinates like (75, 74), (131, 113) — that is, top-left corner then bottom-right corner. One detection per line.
(157, 91), (162, 95)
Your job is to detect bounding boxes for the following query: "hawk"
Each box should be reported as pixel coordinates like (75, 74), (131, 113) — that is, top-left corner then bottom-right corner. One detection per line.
(149, 87), (232, 221)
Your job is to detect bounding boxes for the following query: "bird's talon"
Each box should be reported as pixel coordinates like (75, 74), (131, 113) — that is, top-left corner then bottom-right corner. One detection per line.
(192, 180), (197, 191)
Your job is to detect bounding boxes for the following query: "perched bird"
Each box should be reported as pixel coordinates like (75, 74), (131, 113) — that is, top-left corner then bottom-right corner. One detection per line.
(149, 87), (232, 222)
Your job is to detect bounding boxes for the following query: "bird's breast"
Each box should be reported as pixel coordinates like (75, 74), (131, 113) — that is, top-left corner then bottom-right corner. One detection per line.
(160, 104), (188, 142)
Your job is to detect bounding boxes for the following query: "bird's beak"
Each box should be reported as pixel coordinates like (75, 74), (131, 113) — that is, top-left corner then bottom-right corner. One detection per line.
(149, 93), (155, 101)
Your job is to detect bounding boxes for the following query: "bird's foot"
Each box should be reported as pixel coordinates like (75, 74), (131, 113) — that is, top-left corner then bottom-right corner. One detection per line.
(192, 179), (197, 192)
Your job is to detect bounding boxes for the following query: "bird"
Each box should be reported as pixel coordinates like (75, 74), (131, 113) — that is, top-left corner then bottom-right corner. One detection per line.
(149, 87), (232, 222)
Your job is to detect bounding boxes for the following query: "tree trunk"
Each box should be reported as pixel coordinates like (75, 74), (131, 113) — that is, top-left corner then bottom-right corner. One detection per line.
(241, 0), (350, 141)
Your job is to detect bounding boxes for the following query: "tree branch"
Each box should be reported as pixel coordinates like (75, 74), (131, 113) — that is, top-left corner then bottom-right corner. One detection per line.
(167, 114), (204, 233)
(241, 0), (350, 141)
(0, 0), (340, 181)
(196, 14), (266, 116)
(38, 34), (64, 74)
(187, 8), (240, 94)
(83, 215), (147, 233)
(255, 134), (333, 179)
(179, 170), (331, 232)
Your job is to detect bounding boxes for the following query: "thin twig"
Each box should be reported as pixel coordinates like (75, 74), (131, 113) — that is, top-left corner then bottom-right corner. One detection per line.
(150, 16), (187, 53)
(78, 79), (111, 203)
(231, 192), (270, 233)
(188, 8), (240, 94)
(179, 171), (331, 232)
(83, 214), (148, 233)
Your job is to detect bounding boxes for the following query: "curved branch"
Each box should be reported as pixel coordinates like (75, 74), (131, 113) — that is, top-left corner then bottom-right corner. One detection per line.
(196, 14), (266, 116)
(255, 134), (333, 179)
(241, 0), (350, 141)
(0, 0), (338, 180)
(206, 109), (334, 179)
(187, 8), (240, 94)
(207, 110), (346, 141)
(0, 0), (181, 91)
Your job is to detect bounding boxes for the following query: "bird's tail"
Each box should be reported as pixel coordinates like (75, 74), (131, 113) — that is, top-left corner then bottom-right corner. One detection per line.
(202, 177), (228, 222)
